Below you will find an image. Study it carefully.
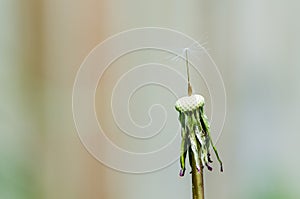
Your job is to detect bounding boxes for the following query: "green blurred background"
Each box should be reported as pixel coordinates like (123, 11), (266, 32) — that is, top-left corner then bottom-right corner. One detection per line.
(1, 0), (300, 199)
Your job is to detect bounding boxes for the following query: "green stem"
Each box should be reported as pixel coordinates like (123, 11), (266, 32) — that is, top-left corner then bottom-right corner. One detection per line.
(191, 150), (204, 199)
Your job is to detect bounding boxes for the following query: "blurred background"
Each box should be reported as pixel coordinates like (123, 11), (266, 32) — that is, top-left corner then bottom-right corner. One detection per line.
(1, 0), (300, 199)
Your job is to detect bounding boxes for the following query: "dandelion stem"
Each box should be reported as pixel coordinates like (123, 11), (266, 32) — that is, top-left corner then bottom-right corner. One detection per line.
(190, 146), (205, 199)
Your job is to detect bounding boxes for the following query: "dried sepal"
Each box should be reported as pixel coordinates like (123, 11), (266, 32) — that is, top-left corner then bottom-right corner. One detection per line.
(199, 109), (223, 172)
(175, 94), (223, 175)
(179, 113), (188, 176)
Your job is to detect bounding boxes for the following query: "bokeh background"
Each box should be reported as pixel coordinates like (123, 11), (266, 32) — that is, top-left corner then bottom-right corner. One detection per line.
(1, 0), (300, 199)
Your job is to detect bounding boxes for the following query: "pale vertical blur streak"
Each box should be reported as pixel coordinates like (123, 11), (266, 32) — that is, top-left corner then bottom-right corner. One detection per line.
(204, 1), (300, 198)
(41, 0), (111, 198)
(231, 1), (300, 198)
(1, 0), (300, 199)
(0, 0), (43, 198)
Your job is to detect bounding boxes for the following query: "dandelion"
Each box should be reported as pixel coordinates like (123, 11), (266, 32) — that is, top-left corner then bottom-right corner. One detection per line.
(175, 94), (223, 175)
(175, 48), (223, 199)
